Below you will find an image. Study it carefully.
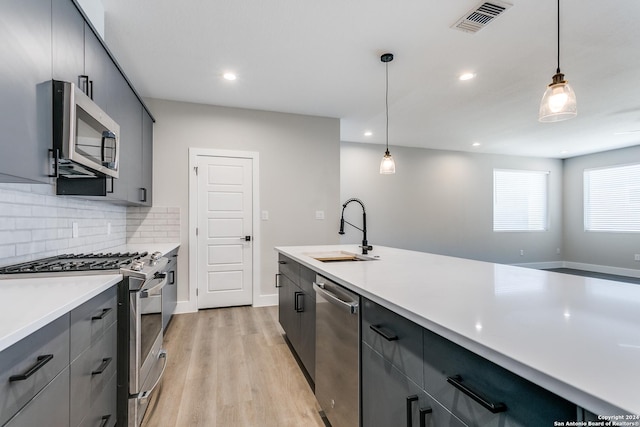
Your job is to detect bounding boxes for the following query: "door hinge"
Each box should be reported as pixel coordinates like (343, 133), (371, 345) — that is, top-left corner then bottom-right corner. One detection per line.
(196, 288), (199, 296)
(194, 166), (198, 175)
(196, 227), (198, 236)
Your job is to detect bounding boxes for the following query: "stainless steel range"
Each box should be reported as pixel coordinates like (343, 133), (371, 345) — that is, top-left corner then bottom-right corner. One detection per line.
(0, 251), (170, 427)
(118, 252), (169, 427)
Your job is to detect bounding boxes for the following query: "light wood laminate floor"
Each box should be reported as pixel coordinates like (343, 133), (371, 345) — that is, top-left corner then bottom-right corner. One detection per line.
(141, 306), (325, 427)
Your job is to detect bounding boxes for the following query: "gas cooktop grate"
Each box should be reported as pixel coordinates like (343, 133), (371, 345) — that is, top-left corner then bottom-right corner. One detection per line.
(0, 252), (147, 275)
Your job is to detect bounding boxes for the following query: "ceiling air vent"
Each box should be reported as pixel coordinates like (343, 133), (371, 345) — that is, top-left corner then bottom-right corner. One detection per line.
(451, 1), (512, 34)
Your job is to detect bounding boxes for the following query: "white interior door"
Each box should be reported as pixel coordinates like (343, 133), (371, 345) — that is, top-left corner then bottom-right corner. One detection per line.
(196, 155), (253, 309)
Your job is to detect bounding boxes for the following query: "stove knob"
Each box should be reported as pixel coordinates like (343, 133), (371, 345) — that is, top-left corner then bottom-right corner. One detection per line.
(150, 251), (163, 262)
(130, 260), (145, 271)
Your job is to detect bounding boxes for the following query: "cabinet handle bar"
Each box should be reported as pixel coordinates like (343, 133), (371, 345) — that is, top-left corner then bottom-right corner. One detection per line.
(419, 407), (433, 427)
(92, 357), (113, 375)
(9, 354), (54, 382)
(92, 307), (112, 321)
(369, 324), (398, 341)
(406, 395), (418, 427)
(446, 375), (507, 413)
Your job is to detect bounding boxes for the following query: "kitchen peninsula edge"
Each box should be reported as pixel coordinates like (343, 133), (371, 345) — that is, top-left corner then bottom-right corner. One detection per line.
(275, 244), (640, 417)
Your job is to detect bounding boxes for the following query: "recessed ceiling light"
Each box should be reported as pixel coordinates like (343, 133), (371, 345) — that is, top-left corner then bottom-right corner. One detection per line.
(459, 72), (476, 81)
(223, 72), (237, 81)
(364, 131), (373, 137)
(472, 142), (481, 147)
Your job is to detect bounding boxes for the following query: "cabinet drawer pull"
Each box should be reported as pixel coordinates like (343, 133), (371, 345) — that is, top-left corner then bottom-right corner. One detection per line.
(91, 307), (113, 321)
(370, 324), (398, 341)
(169, 270), (176, 285)
(99, 414), (111, 427)
(294, 291), (304, 312)
(446, 375), (507, 413)
(419, 407), (433, 427)
(92, 357), (113, 376)
(9, 354), (54, 382)
(275, 273), (282, 288)
(406, 395), (418, 427)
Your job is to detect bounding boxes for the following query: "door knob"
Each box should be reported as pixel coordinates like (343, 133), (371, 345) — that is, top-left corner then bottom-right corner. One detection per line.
(240, 236), (251, 241)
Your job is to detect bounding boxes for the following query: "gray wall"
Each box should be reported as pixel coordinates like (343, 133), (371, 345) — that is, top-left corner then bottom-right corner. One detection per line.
(146, 98), (341, 304)
(563, 145), (640, 270)
(340, 142), (564, 265)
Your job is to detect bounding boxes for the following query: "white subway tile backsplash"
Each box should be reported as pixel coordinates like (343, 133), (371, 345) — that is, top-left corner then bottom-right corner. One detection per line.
(0, 183), (127, 266)
(0, 183), (180, 267)
(126, 206), (180, 245)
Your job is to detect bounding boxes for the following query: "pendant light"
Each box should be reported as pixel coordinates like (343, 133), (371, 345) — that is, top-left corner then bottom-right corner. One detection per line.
(539, 0), (576, 122)
(379, 53), (396, 174)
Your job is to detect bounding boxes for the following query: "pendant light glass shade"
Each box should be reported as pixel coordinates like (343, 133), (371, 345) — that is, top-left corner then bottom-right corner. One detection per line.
(380, 53), (396, 174)
(539, 0), (576, 122)
(380, 149), (396, 174)
(539, 72), (577, 122)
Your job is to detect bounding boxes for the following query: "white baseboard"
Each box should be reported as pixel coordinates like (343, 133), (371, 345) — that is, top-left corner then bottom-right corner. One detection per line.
(562, 262), (640, 278)
(513, 260), (640, 278)
(174, 300), (196, 315)
(253, 293), (278, 307)
(512, 261), (564, 270)
(172, 292), (278, 315)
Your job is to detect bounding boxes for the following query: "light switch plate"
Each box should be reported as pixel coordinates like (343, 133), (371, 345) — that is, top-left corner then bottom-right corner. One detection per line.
(315, 211), (325, 220)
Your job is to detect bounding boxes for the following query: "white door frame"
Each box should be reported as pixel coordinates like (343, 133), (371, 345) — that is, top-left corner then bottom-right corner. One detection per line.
(188, 147), (260, 312)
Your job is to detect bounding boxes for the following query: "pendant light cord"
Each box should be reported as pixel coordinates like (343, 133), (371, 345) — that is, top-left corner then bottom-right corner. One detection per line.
(385, 61), (389, 153)
(556, 0), (561, 74)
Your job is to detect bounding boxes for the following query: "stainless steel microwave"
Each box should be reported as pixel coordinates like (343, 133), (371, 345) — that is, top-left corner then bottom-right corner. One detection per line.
(52, 80), (120, 178)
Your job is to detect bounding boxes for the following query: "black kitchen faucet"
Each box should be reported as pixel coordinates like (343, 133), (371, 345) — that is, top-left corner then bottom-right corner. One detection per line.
(339, 197), (373, 255)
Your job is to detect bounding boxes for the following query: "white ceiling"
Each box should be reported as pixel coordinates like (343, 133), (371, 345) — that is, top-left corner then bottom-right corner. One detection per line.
(102, 0), (640, 159)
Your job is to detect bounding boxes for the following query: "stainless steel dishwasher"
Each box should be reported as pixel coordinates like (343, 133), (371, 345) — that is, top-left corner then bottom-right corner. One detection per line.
(313, 274), (360, 427)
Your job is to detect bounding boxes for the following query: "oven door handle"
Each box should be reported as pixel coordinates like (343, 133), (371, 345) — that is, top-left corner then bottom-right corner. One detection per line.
(140, 273), (168, 298)
(137, 349), (168, 402)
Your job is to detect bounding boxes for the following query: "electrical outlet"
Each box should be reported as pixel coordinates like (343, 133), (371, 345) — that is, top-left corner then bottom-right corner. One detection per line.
(261, 210), (269, 221)
(315, 210), (325, 220)
(520, 249), (524, 256)
(72, 222), (79, 238)
(107, 222), (111, 235)
(634, 254), (640, 261)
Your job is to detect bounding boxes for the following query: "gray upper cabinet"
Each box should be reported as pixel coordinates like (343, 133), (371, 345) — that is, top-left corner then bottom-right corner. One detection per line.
(0, 0), (52, 184)
(141, 109), (154, 205)
(45, 0), (153, 206)
(107, 69), (142, 204)
(52, 0), (84, 85)
(83, 23), (112, 110)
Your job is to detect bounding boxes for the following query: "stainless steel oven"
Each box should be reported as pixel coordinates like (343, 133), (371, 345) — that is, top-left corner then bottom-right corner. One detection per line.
(118, 254), (170, 427)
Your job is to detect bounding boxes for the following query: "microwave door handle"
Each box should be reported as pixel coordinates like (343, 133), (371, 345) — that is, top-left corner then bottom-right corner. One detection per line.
(101, 131), (116, 167)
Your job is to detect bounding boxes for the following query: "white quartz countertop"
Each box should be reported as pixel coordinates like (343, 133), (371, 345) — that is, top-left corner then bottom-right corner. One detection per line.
(0, 274), (122, 352)
(275, 244), (640, 416)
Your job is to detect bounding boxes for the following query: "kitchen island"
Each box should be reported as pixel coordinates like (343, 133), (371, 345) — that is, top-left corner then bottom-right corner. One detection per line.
(275, 244), (640, 419)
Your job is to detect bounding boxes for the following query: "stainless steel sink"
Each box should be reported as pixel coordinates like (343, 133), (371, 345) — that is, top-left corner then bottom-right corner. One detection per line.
(305, 251), (379, 262)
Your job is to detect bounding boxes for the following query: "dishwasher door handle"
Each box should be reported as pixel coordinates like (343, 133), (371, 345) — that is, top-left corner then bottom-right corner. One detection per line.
(313, 282), (359, 314)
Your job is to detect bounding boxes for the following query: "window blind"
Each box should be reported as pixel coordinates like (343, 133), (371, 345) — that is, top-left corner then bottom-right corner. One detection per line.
(493, 169), (549, 231)
(584, 163), (640, 232)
